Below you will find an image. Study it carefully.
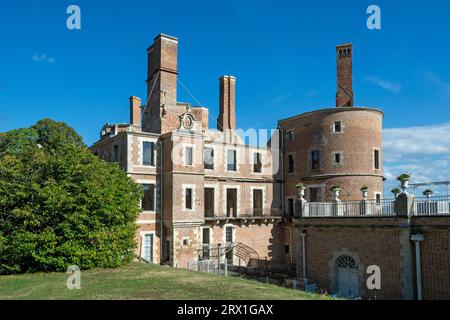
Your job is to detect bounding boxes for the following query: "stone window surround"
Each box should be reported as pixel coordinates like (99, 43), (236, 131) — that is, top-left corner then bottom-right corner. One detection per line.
(225, 147), (240, 173)
(181, 236), (190, 247)
(374, 192), (382, 202)
(139, 137), (157, 167)
(204, 184), (219, 216)
(223, 184), (241, 216)
(203, 145), (216, 172)
(222, 223), (236, 245)
(332, 120), (345, 134)
(183, 143), (195, 166)
(373, 147), (381, 171)
(332, 151), (344, 166)
(251, 150), (264, 175)
(199, 226), (213, 246)
(250, 186), (266, 210)
(135, 178), (157, 214)
(182, 184), (196, 212)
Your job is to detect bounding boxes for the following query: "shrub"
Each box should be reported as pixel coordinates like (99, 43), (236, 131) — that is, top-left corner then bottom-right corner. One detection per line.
(0, 119), (143, 274)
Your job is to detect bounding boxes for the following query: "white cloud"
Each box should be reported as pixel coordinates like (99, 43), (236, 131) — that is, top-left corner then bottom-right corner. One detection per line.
(32, 53), (55, 64)
(424, 71), (450, 98)
(272, 92), (292, 105)
(383, 122), (450, 196)
(365, 76), (401, 93)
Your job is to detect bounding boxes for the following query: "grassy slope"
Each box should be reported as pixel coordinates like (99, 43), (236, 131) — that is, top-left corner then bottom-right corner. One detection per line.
(0, 262), (328, 300)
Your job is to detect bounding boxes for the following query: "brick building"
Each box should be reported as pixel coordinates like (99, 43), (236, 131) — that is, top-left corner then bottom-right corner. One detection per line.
(91, 34), (450, 300)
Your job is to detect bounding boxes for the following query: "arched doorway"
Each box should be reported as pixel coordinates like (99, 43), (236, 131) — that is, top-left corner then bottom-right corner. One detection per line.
(336, 255), (360, 298)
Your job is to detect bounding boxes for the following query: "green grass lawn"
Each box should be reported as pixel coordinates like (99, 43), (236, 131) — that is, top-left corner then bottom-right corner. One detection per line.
(0, 262), (329, 300)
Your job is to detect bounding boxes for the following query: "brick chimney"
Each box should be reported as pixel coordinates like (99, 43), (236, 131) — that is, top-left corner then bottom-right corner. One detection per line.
(143, 34), (179, 134)
(336, 43), (354, 107)
(217, 75), (236, 131)
(129, 96), (141, 126)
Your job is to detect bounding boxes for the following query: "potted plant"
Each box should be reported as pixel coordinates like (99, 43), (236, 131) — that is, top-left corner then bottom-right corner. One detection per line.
(360, 186), (369, 200)
(391, 188), (401, 198)
(330, 185), (341, 200)
(423, 189), (433, 198)
(396, 173), (411, 193)
(295, 182), (306, 199)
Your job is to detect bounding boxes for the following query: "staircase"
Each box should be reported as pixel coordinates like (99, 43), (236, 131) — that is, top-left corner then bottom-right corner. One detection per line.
(199, 242), (259, 266)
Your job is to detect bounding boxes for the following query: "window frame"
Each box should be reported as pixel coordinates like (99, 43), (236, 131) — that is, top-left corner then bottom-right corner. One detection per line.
(311, 150), (320, 171)
(226, 148), (237, 172)
(253, 151), (263, 174)
(141, 183), (156, 212)
(142, 141), (155, 166)
(204, 146), (215, 170)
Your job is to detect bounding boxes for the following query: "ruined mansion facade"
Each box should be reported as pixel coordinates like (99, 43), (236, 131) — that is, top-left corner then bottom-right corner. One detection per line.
(91, 34), (450, 300)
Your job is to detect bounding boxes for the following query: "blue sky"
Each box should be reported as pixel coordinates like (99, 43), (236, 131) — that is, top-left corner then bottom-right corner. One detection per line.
(1, 0), (450, 196)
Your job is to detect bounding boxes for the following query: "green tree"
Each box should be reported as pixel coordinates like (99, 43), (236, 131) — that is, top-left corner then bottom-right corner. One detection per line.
(0, 119), (143, 274)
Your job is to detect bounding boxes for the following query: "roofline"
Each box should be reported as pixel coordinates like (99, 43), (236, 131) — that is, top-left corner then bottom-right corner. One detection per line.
(278, 107), (384, 124)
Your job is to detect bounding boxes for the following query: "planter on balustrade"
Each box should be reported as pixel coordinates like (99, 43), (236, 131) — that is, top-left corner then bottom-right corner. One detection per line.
(397, 173), (411, 195)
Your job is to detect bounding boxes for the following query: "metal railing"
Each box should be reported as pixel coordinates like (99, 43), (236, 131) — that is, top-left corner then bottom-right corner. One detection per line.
(413, 196), (450, 216)
(303, 199), (396, 217)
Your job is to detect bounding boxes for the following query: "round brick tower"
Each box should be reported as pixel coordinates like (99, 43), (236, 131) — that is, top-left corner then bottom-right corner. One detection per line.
(279, 44), (383, 202)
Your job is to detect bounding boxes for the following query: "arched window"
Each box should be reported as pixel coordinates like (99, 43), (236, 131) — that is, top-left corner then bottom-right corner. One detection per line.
(336, 255), (357, 269)
(347, 48), (351, 57)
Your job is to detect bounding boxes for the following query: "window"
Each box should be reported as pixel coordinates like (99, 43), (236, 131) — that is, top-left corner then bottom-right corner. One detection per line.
(227, 149), (237, 171)
(143, 141), (155, 166)
(226, 188), (238, 217)
(253, 152), (262, 173)
(374, 149), (380, 170)
(339, 50), (342, 58)
(376, 193), (381, 204)
(288, 155), (294, 173)
(309, 188), (320, 202)
(142, 184), (155, 211)
(204, 147), (214, 170)
(204, 188), (215, 217)
(334, 121), (342, 133)
(185, 188), (193, 210)
(284, 245), (290, 254)
(311, 150), (320, 170)
(347, 48), (351, 57)
(185, 146), (193, 166)
(182, 238), (189, 246)
(112, 145), (119, 162)
(334, 152), (341, 165)
(253, 189), (263, 215)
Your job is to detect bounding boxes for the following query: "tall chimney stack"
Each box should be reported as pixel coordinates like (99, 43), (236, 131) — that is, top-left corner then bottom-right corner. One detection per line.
(336, 43), (354, 107)
(129, 96), (141, 126)
(217, 75), (236, 131)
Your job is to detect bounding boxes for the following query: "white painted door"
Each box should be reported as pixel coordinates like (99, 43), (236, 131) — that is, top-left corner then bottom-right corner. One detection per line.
(143, 234), (153, 262)
(337, 267), (359, 298)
